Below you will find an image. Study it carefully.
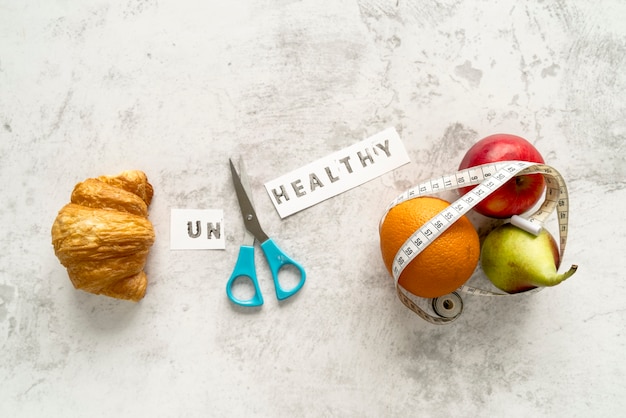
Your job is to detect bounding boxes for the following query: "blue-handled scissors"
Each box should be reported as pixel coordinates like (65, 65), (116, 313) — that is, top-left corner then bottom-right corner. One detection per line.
(226, 158), (306, 307)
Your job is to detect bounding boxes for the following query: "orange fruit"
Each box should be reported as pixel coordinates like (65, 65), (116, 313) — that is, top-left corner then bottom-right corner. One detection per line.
(379, 196), (480, 298)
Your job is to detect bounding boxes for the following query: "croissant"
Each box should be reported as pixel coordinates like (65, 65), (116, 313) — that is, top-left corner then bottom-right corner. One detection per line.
(51, 170), (155, 301)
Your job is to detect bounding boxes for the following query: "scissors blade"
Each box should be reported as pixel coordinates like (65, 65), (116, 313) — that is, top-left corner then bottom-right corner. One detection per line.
(229, 158), (270, 243)
(233, 157), (256, 246)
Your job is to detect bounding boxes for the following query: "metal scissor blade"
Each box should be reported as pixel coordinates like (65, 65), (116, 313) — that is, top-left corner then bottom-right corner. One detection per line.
(232, 157), (256, 246)
(229, 158), (270, 243)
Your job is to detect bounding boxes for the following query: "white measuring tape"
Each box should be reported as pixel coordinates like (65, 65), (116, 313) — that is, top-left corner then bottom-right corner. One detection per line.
(380, 161), (570, 325)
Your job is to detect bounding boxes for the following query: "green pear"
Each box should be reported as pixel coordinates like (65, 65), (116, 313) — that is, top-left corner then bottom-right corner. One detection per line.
(480, 223), (577, 293)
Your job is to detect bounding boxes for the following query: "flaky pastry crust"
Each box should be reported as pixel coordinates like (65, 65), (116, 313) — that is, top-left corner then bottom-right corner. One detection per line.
(51, 170), (155, 301)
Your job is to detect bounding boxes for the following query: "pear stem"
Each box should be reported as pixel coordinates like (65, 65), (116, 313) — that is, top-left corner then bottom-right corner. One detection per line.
(555, 264), (578, 285)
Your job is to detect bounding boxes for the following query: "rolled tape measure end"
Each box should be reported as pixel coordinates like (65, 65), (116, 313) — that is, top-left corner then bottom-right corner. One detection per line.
(432, 292), (463, 318)
(510, 215), (542, 236)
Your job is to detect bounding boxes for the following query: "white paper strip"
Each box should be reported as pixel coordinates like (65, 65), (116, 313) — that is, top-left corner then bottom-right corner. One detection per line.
(264, 128), (410, 218)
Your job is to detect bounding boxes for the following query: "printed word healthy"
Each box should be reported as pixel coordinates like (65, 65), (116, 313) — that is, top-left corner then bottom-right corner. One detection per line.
(271, 140), (392, 204)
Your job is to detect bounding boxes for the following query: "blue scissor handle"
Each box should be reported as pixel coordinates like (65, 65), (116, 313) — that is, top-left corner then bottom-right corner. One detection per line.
(260, 238), (306, 300)
(226, 245), (264, 307)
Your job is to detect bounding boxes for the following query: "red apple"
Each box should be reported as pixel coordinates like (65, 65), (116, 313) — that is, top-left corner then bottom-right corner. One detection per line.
(458, 134), (545, 218)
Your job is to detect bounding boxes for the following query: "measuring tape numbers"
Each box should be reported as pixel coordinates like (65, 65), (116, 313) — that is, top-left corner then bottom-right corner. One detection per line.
(381, 161), (571, 325)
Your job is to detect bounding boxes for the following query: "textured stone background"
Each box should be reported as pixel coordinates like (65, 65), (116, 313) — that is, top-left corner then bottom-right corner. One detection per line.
(1, 1), (625, 416)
